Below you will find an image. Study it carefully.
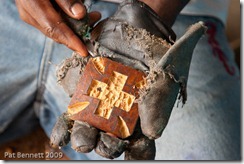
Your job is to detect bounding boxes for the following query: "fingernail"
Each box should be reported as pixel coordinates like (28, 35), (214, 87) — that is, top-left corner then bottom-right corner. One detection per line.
(75, 51), (88, 57)
(71, 3), (85, 17)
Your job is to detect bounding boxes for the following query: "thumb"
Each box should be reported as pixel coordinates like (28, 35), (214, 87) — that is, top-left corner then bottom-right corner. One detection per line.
(55, 0), (87, 19)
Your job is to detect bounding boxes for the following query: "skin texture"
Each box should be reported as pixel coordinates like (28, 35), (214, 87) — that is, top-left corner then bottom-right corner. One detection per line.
(15, 0), (101, 56)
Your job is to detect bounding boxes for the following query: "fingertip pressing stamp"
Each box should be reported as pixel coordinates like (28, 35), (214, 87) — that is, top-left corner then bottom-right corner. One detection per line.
(67, 57), (146, 138)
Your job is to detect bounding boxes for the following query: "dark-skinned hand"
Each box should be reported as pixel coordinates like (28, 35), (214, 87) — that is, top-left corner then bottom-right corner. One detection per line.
(15, 0), (101, 56)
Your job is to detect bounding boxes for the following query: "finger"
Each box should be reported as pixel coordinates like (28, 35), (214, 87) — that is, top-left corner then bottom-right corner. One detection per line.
(138, 74), (176, 139)
(18, 9), (86, 56)
(40, 20), (89, 56)
(22, 0), (88, 56)
(15, 3), (43, 31)
(95, 132), (129, 159)
(139, 22), (207, 139)
(71, 121), (98, 153)
(50, 113), (73, 148)
(124, 121), (155, 160)
(15, 0), (40, 28)
(88, 11), (101, 26)
(125, 136), (155, 160)
(55, 0), (86, 19)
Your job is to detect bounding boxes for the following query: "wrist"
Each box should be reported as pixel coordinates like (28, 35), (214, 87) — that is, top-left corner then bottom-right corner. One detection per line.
(139, 0), (189, 27)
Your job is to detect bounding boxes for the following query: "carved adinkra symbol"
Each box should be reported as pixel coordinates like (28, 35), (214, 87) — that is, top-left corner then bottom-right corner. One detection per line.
(67, 57), (145, 138)
(88, 71), (135, 119)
